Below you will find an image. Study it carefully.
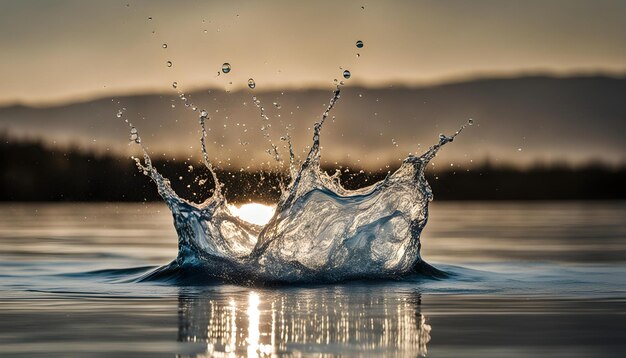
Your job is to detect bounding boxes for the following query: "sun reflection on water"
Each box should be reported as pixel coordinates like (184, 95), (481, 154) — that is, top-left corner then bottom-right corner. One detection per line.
(177, 290), (431, 357)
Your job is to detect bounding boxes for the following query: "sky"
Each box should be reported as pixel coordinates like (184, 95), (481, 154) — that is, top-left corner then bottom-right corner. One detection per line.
(0, 0), (625, 106)
(0, 0), (624, 169)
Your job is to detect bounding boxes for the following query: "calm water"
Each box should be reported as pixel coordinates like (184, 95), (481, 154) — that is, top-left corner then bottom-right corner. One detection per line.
(0, 202), (625, 357)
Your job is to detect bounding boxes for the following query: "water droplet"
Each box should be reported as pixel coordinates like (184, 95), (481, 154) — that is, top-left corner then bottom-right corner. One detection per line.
(166, 61), (172, 67)
(439, 133), (446, 141)
(273, 102), (281, 109)
(343, 70), (351, 79)
(468, 118), (474, 125)
(222, 63), (231, 73)
(162, 43), (167, 49)
(200, 109), (208, 118)
(356, 53), (360, 58)
(248, 78), (256, 89)
(518, 148), (522, 152)
(147, 16), (152, 20)
(172, 81), (178, 89)
(116, 110), (123, 118)
(356, 40), (364, 48)
(129, 127), (140, 143)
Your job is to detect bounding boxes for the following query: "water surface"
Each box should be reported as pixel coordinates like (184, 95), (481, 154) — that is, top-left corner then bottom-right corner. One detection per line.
(0, 202), (624, 357)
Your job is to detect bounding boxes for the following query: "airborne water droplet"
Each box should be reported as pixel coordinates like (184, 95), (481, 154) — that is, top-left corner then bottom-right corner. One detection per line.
(116, 110), (123, 118)
(343, 70), (351, 79)
(468, 118), (474, 125)
(172, 81), (178, 89)
(356, 40), (364, 48)
(129, 127), (139, 143)
(222, 63), (231, 73)
(162, 43), (167, 49)
(200, 109), (208, 118)
(166, 61), (172, 67)
(248, 78), (256, 89)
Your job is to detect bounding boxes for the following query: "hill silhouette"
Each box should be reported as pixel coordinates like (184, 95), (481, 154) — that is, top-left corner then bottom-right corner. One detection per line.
(0, 75), (624, 170)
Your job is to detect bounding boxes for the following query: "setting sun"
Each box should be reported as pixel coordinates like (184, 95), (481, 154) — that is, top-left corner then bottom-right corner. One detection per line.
(228, 203), (276, 226)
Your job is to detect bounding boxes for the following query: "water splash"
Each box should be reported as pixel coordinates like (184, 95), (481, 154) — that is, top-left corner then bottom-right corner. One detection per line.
(132, 85), (468, 284)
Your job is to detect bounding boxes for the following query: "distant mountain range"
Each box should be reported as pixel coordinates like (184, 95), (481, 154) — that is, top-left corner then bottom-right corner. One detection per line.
(1, 75), (625, 170)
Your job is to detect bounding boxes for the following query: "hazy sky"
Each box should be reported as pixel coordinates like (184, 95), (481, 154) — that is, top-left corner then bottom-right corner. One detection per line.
(0, 0), (625, 105)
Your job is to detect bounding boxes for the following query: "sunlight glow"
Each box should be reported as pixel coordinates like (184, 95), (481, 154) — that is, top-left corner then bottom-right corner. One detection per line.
(228, 203), (276, 226)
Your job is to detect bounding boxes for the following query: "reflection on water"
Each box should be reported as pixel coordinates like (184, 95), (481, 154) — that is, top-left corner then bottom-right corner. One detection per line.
(1, 203), (625, 357)
(177, 289), (431, 357)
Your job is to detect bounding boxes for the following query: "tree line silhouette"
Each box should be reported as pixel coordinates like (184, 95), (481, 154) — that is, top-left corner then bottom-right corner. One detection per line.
(1, 137), (624, 203)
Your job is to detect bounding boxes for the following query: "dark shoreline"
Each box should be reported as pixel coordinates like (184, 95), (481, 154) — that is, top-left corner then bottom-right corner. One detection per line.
(1, 138), (625, 203)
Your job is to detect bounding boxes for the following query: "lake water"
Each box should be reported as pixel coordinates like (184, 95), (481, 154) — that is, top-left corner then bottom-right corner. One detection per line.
(0, 202), (625, 357)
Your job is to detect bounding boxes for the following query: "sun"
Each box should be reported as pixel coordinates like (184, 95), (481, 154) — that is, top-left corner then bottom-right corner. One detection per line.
(228, 203), (276, 226)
